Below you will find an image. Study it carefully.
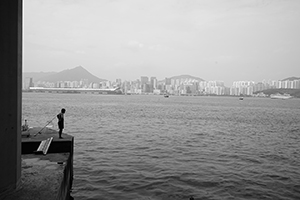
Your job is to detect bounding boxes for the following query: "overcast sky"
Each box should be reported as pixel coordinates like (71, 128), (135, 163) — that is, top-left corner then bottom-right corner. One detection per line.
(24, 0), (300, 86)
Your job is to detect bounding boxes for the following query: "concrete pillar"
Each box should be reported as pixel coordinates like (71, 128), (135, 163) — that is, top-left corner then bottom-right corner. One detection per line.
(0, 0), (22, 196)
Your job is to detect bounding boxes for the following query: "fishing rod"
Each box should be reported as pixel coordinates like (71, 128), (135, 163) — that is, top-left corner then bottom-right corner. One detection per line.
(34, 116), (57, 137)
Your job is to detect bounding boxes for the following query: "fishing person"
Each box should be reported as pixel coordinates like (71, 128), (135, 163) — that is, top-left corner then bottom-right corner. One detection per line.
(57, 108), (66, 139)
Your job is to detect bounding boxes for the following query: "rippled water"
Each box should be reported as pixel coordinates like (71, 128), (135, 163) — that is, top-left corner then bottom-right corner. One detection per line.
(22, 93), (300, 200)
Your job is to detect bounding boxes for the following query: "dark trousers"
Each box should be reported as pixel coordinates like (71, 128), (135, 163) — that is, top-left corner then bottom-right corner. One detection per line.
(58, 121), (64, 138)
(59, 128), (63, 138)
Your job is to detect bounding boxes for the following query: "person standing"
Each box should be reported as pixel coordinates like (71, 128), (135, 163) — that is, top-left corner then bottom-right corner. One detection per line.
(57, 108), (66, 139)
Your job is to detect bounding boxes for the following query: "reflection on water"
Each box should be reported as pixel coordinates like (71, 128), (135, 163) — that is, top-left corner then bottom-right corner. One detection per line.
(22, 93), (300, 200)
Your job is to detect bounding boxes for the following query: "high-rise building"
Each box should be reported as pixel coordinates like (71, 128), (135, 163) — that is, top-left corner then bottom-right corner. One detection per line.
(150, 77), (157, 92)
(141, 76), (148, 85)
(171, 79), (176, 86)
(282, 80), (289, 88)
(23, 77), (34, 90)
(294, 80), (300, 89)
(116, 79), (122, 87)
(165, 78), (171, 85)
(153, 78), (157, 89)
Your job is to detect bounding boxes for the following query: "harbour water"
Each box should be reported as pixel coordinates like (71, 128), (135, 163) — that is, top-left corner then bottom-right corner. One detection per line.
(22, 93), (300, 200)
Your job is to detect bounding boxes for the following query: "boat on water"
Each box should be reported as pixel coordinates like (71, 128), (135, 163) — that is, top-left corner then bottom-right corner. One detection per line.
(239, 97), (244, 100)
(270, 93), (292, 99)
(164, 94), (169, 98)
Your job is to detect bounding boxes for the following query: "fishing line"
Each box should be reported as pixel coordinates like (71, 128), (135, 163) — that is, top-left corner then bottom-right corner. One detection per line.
(34, 116), (57, 137)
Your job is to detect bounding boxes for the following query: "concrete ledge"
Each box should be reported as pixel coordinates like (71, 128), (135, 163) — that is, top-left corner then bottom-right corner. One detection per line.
(3, 153), (73, 200)
(22, 127), (73, 154)
(2, 128), (74, 200)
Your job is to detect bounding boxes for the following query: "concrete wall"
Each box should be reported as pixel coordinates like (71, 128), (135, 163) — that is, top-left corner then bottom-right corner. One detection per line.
(57, 137), (74, 200)
(0, 0), (22, 195)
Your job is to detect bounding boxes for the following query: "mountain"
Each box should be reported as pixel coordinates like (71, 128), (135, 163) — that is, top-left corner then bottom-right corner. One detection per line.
(168, 74), (205, 81)
(282, 77), (300, 81)
(29, 66), (106, 83)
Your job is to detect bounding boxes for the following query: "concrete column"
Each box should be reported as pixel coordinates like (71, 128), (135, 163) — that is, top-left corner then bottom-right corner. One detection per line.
(0, 0), (22, 196)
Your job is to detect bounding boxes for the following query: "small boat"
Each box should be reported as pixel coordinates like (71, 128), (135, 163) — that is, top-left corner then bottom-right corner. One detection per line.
(270, 93), (292, 100)
(164, 94), (169, 98)
(239, 97), (244, 100)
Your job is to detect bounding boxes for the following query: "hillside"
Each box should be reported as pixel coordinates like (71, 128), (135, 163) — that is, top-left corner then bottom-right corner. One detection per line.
(166, 74), (204, 81)
(282, 77), (300, 81)
(31, 66), (106, 83)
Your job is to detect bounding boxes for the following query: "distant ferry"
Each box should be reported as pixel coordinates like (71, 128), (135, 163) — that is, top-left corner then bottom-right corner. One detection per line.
(270, 93), (292, 99)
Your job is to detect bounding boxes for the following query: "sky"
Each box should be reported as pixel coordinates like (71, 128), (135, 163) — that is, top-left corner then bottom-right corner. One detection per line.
(24, 0), (300, 86)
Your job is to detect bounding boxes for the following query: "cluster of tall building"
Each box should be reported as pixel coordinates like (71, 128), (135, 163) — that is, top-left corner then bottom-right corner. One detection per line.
(23, 76), (300, 96)
(122, 78), (300, 96)
(231, 79), (300, 96)
(23, 79), (115, 90)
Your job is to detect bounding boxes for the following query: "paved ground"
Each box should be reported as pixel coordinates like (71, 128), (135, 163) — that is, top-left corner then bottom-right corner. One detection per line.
(1, 127), (74, 200)
(3, 153), (69, 200)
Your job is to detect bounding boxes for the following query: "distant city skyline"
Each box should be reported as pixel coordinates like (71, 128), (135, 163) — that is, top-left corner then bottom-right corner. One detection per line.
(24, 73), (300, 97)
(23, 66), (298, 87)
(24, 0), (300, 86)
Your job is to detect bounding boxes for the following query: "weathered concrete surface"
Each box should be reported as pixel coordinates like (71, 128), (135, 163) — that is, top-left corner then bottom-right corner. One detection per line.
(3, 153), (70, 200)
(1, 128), (74, 199)
(21, 127), (72, 140)
(22, 127), (74, 155)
